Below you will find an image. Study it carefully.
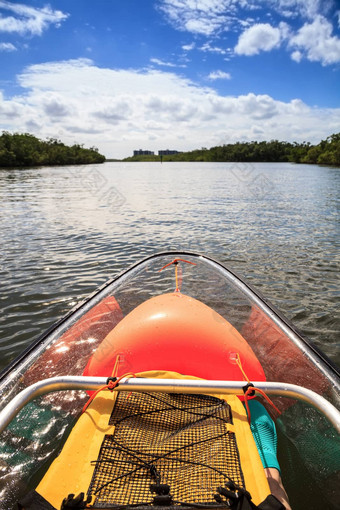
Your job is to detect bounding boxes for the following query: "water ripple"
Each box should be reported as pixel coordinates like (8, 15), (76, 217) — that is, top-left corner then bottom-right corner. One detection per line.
(0, 162), (339, 371)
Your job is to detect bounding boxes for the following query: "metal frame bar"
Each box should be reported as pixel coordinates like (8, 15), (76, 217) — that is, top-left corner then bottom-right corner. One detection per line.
(0, 376), (339, 434)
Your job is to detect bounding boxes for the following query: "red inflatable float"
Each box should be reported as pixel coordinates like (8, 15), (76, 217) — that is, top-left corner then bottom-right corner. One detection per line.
(83, 292), (266, 383)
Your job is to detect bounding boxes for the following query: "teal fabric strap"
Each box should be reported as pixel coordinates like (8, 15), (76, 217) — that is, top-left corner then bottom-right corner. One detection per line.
(246, 400), (281, 473)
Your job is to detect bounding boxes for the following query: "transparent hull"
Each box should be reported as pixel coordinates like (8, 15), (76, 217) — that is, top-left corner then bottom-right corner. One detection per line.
(0, 252), (339, 509)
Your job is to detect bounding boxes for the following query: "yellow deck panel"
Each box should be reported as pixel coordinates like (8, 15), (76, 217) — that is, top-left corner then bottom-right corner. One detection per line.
(37, 371), (270, 508)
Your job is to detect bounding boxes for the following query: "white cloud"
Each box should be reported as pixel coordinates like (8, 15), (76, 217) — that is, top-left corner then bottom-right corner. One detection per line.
(157, 0), (340, 66)
(270, 0), (324, 19)
(150, 57), (186, 68)
(2, 58), (339, 158)
(182, 42), (195, 51)
(200, 42), (229, 55)
(0, 90), (23, 118)
(157, 0), (234, 36)
(157, 0), (331, 36)
(0, 41), (15, 51)
(208, 70), (231, 80)
(0, 0), (68, 36)
(235, 23), (283, 55)
(289, 15), (340, 65)
(291, 49), (302, 62)
(41, 94), (73, 118)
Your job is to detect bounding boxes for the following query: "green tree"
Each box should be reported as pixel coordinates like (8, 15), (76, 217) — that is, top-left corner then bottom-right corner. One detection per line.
(0, 132), (106, 168)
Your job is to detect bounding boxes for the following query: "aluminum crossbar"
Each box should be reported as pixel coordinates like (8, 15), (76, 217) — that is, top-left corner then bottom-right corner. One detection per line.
(0, 376), (339, 434)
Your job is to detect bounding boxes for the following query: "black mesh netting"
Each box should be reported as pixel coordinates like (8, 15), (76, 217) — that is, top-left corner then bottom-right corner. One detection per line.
(88, 391), (245, 508)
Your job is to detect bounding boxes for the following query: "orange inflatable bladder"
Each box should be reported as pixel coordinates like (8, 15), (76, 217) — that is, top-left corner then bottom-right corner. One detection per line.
(83, 292), (265, 382)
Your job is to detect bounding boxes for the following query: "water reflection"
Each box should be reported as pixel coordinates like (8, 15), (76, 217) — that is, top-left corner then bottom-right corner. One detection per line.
(0, 162), (339, 370)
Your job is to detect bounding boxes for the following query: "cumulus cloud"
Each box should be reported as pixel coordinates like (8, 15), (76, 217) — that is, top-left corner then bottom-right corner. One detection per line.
(0, 41), (15, 51)
(41, 94), (73, 118)
(0, 91), (23, 118)
(2, 59), (339, 158)
(0, 0), (68, 36)
(93, 100), (132, 123)
(289, 15), (340, 65)
(208, 70), (231, 80)
(235, 23), (285, 55)
(290, 50), (302, 62)
(157, 0), (339, 66)
(233, 9), (340, 65)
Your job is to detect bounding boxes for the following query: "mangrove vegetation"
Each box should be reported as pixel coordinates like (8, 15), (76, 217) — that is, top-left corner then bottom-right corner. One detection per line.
(0, 132), (106, 168)
(1, 131), (339, 167)
(124, 133), (340, 166)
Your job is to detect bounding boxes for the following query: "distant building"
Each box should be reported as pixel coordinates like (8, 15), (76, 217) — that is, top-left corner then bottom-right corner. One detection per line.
(133, 149), (154, 156)
(158, 150), (179, 156)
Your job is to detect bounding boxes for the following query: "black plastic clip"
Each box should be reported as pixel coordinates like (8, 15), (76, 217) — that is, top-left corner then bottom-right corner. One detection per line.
(150, 483), (170, 495)
(61, 493), (91, 509)
(215, 484), (254, 509)
(243, 382), (255, 397)
(106, 376), (117, 390)
(217, 486), (239, 501)
(150, 483), (172, 506)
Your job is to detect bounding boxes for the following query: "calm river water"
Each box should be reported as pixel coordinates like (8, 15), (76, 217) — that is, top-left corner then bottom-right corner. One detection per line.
(0, 162), (339, 371)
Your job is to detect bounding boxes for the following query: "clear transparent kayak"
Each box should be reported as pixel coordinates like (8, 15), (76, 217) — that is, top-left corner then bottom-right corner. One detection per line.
(0, 252), (339, 510)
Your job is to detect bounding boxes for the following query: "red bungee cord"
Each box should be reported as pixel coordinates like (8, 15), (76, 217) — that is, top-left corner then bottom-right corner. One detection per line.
(235, 353), (281, 424)
(82, 372), (136, 414)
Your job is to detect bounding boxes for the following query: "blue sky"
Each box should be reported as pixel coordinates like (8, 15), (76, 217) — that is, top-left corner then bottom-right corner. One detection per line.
(0, 0), (339, 158)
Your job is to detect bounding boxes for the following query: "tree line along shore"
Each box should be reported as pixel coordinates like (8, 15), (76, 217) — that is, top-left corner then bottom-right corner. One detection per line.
(0, 132), (339, 168)
(0, 132), (105, 167)
(124, 133), (340, 166)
